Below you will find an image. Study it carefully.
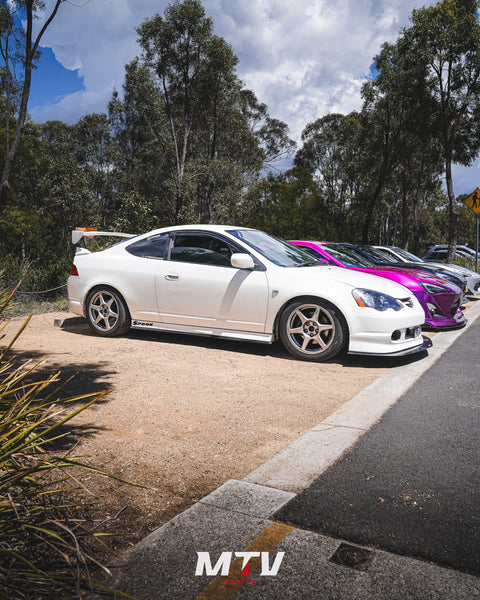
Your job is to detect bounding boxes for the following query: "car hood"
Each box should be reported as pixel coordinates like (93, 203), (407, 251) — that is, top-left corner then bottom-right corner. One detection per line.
(292, 265), (413, 298)
(427, 262), (480, 279)
(353, 266), (461, 293)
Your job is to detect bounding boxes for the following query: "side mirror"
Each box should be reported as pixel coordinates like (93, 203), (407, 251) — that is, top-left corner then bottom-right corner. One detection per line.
(231, 253), (255, 270)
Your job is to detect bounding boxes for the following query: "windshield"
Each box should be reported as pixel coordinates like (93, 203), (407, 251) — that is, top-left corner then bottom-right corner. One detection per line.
(359, 245), (396, 263)
(228, 229), (322, 267)
(392, 247), (423, 263)
(319, 244), (375, 268)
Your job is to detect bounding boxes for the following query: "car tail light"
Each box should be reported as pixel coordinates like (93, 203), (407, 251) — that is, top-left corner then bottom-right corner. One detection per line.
(71, 264), (79, 276)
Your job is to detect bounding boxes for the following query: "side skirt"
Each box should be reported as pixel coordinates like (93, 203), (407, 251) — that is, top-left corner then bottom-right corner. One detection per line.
(130, 319), (273, 344)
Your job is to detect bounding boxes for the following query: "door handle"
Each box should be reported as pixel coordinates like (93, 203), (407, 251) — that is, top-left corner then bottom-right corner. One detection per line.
(165, 273), (179, 281)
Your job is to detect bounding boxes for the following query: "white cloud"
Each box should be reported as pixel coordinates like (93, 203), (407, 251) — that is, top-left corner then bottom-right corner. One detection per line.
(30, 0), (480, 193)
(31, 0), (424, 133)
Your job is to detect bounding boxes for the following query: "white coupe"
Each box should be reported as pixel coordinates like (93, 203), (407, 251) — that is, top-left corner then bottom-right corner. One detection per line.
(68, 225), (428, 362)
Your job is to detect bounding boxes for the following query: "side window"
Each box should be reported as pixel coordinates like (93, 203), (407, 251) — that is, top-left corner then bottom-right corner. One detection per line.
(170, 234), (234, 267)
(126, 233), (170, 259)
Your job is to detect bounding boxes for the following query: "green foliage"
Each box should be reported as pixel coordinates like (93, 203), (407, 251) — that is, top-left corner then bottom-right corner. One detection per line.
(247, 168), (348, 241)
(0, 287), (137, 599)
(109, 0), (294, 225)
(1, 0), (480, 287)
(114, 191), (157, 233)
(400, 0), (480, 258)
(0, 204), (72, 292)
(457, 202), (480, 248)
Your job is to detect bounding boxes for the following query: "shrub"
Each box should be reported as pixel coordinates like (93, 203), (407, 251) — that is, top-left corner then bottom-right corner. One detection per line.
(0, 283), (136, 599)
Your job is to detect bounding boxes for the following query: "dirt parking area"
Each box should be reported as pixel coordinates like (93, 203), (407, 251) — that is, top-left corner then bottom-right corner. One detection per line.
(3, 311), (428, 555)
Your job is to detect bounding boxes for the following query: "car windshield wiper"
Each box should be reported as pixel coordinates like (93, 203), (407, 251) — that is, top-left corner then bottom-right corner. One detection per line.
(294, 261), (322, 267)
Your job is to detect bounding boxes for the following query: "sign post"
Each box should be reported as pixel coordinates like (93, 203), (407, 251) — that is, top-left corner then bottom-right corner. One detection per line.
(463, 188), (480, 272)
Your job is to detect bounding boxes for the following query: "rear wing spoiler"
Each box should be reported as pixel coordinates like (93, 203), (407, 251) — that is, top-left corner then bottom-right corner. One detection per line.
(72, 228), (135, 255)
(72, 228), (134, 245)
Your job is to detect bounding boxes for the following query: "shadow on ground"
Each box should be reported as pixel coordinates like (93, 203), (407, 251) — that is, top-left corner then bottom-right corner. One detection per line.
(65, 317), (432, 370)
(2, 343), (113, 451)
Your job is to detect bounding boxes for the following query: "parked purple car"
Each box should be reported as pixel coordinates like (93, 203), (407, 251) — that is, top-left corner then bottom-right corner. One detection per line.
(290, 241), (466, 330)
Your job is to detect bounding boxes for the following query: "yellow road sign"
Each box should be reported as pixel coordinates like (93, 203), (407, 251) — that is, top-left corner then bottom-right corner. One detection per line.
(464, 188), (480, 216)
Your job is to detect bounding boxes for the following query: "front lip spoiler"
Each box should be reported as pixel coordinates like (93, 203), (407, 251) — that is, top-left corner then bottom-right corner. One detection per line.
(423, 319), (467, 332)
(349, 335), (433, 357)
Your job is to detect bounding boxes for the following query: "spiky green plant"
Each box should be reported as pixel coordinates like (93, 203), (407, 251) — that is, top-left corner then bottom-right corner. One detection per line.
(0, 283), (137, 599)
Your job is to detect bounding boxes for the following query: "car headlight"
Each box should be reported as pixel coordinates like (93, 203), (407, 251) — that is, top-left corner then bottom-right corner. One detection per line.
(420, 282), (450, 294)
(352, 289), (404, 311)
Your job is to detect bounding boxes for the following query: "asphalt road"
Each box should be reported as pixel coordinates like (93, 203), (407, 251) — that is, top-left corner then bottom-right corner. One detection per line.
(275, 311), (480, 576)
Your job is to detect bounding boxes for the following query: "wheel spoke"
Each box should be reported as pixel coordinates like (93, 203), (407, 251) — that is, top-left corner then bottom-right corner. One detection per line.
(288, 324), (305, 336)
(86, 288), (129, 337)
(313, 333), (327, 349)
(293, 309), (308, 324)
(300, 335), (311, 351)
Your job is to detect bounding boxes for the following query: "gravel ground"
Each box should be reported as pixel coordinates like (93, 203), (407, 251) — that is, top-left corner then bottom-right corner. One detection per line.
(3, 311), (429, 557)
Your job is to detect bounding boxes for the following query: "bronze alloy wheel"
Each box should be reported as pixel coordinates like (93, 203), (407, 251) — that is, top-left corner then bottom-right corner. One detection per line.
(279, 300), (346, 361)
(86, 287), (131, 336)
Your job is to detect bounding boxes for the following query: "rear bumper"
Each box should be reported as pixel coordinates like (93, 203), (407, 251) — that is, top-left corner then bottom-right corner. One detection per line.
(68, 298), (84, 317)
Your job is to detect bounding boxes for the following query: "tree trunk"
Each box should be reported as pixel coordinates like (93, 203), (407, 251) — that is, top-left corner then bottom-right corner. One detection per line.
(362, 179), (384, 243)
(445, 155), (457, 264)
(0, 0), (64, 206)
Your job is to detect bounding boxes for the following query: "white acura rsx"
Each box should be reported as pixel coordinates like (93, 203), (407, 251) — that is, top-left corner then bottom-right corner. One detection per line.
(67, 225), (429, 362)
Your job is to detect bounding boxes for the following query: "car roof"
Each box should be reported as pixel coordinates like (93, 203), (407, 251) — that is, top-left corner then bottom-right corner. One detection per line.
(147, 224), (254, 234)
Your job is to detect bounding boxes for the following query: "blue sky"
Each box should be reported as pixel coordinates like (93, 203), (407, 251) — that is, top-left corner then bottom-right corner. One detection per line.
(30, 48), (84, 108)
(27, 0), (480, 195)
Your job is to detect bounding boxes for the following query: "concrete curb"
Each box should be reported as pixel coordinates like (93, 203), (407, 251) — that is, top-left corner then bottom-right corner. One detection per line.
(54, 316), (86, 328)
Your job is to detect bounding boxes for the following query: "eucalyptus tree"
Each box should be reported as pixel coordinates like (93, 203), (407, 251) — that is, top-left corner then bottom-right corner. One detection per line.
(135, 0), (238, 222)
(241, 89), (296, 167)
(108, 59), (180, 224)
(247, 167), (336, 241)
(36, 120), (95, 249)
(0, 1), (23, 161)
(399, 0), (480, 261)
(0, 0), (68, 204)
(115, 0), (293, 225)
(359, 40), (444, 245)
(74, 113), (123, 227)
(295, 113), (361, 216)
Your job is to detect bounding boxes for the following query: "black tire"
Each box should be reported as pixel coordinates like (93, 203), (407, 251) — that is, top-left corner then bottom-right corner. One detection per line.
(85, 287), (131, 337)
(279, 299), (347, 362)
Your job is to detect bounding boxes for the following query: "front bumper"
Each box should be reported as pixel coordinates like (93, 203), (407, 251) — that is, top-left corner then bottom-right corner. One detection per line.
(416, 290), (467, 329)
(466, 276), (480, 295)
(349, 335), (432, 357)
(345, 295), (426, 356)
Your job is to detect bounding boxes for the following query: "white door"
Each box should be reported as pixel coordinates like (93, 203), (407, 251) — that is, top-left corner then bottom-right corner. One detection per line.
(156, 233), (269, 332)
